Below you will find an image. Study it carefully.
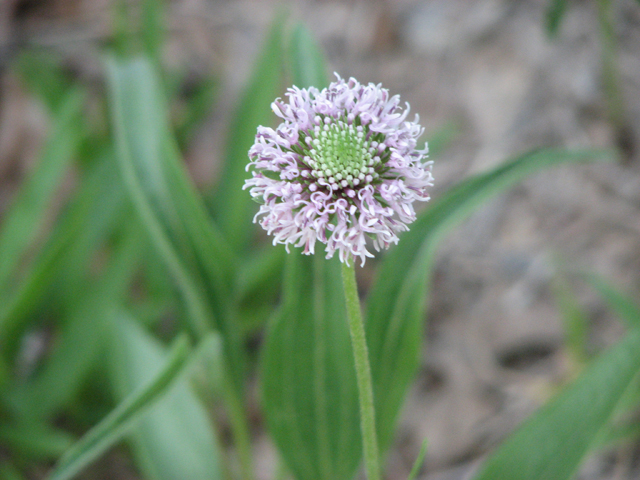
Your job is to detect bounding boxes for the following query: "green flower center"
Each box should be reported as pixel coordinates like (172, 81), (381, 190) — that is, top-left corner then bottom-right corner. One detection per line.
(300, 117), (384, 190)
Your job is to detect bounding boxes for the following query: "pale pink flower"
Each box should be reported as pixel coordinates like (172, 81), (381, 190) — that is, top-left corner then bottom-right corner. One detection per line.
(244, 75), (433, 266)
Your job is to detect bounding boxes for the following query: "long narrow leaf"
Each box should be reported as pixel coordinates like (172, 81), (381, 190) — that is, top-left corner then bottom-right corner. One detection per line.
(108, 313), (222, 480)
(213, 13), (285, 250)
(472, 328), (640, 480)
(587, 274), (640, 329)
(288, 23), (327, 90)
(366, 149), (613, 451)
(0, 89), (83, 292)
(48, 332), (191, 480)
(105, 55), (245, 382)
(262, 254), (361, 480)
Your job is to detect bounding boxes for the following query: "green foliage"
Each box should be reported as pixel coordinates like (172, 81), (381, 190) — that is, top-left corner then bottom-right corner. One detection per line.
(472, 328), (640, 480)
(105, 55), (242, 375)
(1, 8), (636, 480)
(586, 274), (640, 328)
(288, 23), (328, 90)
(0, 89), (83, 293)
(366, 149), (612, 452)
(262, 254), (361, 480)
(406, 439), (428, 480)
(8, 222), (142, 420)
(108, 313), (222, 480)
(213, 13), (285, 251)
(0, 151), (126, 357)
(545, 0), (568, 38)
(49, 326), (193, 480)
(553, 273), (590, 363)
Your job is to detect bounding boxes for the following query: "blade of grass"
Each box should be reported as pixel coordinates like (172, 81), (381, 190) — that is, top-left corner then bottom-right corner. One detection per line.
(106, 54), (253, 479)
(105, 54), (239, 362)
(9, 218), (143, 420)
(108, 314), (222, 480)
(106, 54), (231, 331)
(586, 274), (640, 329)
(213, 13), (285, 251)
(472, 328), (640, 480)
(0, 150), (125, 357)
(48, 333), (191, 480)
(552, 274), (590, 363)
(288, 23), (327, 89)
(366, 149), (614, 452)
(0, 89), (83, 293)
(406, 439), (428, 480)
(141, 0), (165, 63)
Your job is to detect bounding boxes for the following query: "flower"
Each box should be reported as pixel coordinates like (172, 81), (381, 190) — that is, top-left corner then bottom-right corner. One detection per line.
(244, 74), (434, 266)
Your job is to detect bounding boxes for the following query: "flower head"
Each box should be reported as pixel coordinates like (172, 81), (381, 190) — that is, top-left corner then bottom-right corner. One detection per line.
(245, 74), (434, 265)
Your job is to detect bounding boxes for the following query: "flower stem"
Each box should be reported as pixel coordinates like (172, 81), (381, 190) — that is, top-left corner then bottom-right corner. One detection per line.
(341, 261), (380, 480)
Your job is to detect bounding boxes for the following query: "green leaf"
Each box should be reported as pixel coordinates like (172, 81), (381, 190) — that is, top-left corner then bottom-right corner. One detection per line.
(175, 76), (219, 148)
(213, 13), (285, 250)
(0, 422), (74, 460)
(288, 23), (328, 89)
(598, 420), (640, 447)
(141, 0), (165, 62)
(0, 150), (125, 355)
(15, 51), (73, 113)
(552, 273), (590, 363)
(586, 274), (640, 329)
(236, 246), (286, 330)
(0, 89), (83, 293)
(48, 328), (192, 480)
(424, 122), (459, 158)
(545, 0), (568, 38)
(105, 54), (245, 381)
(108, 312), (221, 480)
(406, 439), (428, 480)
(366, 149), (613, 451)
(9, 220), (142, 419)
(0, 461), (26, 480)
(261, 254), (361, 480)
(472, 328), (640, 480)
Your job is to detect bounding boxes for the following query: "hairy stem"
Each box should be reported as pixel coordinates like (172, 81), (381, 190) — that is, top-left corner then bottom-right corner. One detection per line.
(341, 261), (380, 480)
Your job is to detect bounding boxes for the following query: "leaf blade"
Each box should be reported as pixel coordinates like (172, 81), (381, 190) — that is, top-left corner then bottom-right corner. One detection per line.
(105, 54), (245, 382)
(48, 330), (192, 480)
(107, 313), (222, 480)
(0, 89), (83, 292)
(213, 13), (285, 250)
(261, 254), (361, 480)
(587, 274), (640, 329)
(472, 328), (640, 480)
(366, 149), (614, 451)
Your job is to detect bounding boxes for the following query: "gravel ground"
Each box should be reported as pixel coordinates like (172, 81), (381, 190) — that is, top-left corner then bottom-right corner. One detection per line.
(1, 1), (640, 479)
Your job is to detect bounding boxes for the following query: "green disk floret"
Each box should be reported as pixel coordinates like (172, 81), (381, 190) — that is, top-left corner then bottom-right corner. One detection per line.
(294, 115), (390, 195)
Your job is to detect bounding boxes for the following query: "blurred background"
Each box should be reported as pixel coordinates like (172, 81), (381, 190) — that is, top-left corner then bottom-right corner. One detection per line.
(1, 0), (640, 479)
